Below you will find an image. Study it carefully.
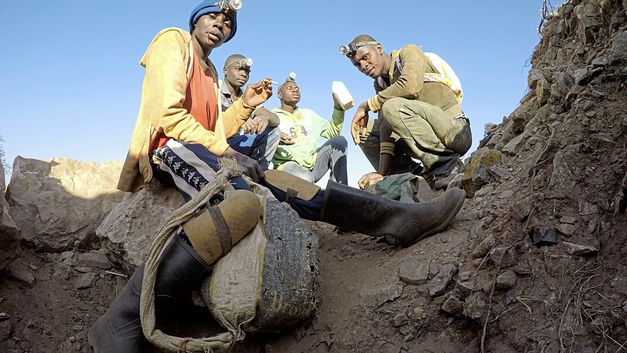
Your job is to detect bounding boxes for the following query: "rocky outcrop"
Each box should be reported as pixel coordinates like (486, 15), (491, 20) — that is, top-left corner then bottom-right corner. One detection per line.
(96, 184), (184, 270)
(0, 162), (20, 270)
(6, 157), (124, 252)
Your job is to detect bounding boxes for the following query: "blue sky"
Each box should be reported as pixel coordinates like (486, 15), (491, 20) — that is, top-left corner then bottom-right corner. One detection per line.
(0, 1), (563, 187)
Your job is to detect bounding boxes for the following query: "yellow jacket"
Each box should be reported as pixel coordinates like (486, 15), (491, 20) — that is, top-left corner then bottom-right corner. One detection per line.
(117, 28), (252, 192)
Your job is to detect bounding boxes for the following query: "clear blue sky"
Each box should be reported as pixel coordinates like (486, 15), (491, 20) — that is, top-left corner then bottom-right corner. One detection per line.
(0, 0), (563, 187)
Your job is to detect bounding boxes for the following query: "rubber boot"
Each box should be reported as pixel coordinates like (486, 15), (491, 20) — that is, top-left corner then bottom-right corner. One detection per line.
(320, 181), (465, 246)
(88, 190), (261, 353)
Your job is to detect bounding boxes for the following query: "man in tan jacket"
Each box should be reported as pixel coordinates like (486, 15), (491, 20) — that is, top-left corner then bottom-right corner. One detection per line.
(341, 35), (472, 190)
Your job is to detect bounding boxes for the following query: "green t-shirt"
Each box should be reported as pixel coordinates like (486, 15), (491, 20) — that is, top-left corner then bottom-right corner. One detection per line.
(271, 107), (345, 169)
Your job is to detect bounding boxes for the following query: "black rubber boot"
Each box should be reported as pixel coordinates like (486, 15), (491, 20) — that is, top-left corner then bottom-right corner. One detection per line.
(320, 181), (466, 246)
(88, 233), (211, 353)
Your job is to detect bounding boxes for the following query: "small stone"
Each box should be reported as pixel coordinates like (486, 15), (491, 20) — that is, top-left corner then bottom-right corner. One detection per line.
(496, 270), (517, 290)
(591, 57), (608, 67)
(75, 272), (97, 289)
(560, 216), (577, 224)
(463, 293), (486, 322)
(563, 242), (598, 256)
(77, 251), (112, 270)
(530, 227), (558, 246)
(4, 259), (35, 286)
(392, 312), (409, 328)
(579, 200), (599, 215)
(489, 246), (517, 268)
(504, 289), (522, 306)
(622, 301), (627, 313)
(399, 258), (430, 285)
(441, 296), (464, 315)
(471, 235), (496, 258)
(429, 263), (458, 297)
(555, 223), (576, 236)
(0, 320), (12, 341)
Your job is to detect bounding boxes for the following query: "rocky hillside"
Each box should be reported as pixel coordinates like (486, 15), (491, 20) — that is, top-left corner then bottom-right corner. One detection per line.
(0, 0), (625, 352)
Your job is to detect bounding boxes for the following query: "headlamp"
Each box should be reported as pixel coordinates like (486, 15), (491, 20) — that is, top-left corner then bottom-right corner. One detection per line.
(217, 0), (242, 12)
(231, 57), (253, 69)
(288, 72), (296, 80)
(339, 41), (379, 56)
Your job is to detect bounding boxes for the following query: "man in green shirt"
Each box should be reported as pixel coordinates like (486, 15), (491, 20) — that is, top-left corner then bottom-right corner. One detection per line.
(341, 35), (472, 190)
(271, 78), (348, 184)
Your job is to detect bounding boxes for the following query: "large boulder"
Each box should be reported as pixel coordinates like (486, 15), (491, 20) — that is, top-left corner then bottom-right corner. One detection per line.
(0, 162), (20, 270)
(6, 157), (123, 252)
(96, 183), (184, 270)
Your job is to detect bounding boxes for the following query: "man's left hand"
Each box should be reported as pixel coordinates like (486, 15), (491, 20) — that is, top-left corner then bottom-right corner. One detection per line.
(358, 172), (384, 190)
(242, 78), (273, 108)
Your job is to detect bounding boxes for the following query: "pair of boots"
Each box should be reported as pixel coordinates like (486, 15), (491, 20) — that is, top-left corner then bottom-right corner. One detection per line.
(89, 179), (465, 353)
(88, 190), (262, 353)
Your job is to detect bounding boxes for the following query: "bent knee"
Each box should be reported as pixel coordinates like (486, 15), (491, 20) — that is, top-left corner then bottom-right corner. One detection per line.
(380, 97), (407, 119)
(329, 136), (348, 152)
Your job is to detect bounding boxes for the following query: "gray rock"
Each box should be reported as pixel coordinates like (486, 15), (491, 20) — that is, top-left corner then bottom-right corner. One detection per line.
(489, 246), (517, 268)
(0, 320), (12, 341)
(560, 216), (577, 224)
(556, 223), (576, 236)
(573, 68), (591, 85)
(502, 132), (529, 155)
(496, 270), (517, 290)
(531, 227), (558, 247)
(76, 251), (111, 270)
(391, 312), (409, 328)
(463, 292), (486, 322)
(75, 272), (97, 289)
(441, 295), (464, 315)
(359, 282), (404, 307)
(429, 263), (458, 297)
(609, 30), (627, 63)
(548, 151), (578, 198)
(579, 200), (599, 215)
(591, 57), (607, 67)
(471, 235), (496, 258)
(460, 148), (503, 198)
(399, 258), (430, 285)
(96, 184), (184, 271)
(4, 259), (34, 286)
(511, 196), (534, 222)
(6, 157), (124, 251)
(488, 165), (512, 181)
(0, 162), (20, 271)
(563, 241), (598, 256)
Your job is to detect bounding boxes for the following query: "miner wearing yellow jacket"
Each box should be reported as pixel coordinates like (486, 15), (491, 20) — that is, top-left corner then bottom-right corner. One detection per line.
(341, 35), (472, 190)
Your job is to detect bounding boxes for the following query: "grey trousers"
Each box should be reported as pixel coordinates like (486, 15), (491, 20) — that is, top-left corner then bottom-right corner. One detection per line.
(280, 136), (348, 185)
(359, 97), (472, 177)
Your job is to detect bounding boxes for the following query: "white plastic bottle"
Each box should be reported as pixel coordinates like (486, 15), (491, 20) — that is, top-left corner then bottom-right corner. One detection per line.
(332, 81), (354, 110)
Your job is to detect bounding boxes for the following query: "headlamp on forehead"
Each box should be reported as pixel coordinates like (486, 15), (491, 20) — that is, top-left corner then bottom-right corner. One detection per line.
(231, 57), (253, 69)
(216, 0), (242, 12)
(339, 41), (379, 57)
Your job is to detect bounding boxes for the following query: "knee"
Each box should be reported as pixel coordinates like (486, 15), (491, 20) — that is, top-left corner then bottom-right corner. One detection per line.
(380, 97), (406, 120)
(329, 136), (348, 152)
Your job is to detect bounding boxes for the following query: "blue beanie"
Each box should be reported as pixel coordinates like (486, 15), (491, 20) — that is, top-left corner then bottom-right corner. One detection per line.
(189, 1), (238, 43)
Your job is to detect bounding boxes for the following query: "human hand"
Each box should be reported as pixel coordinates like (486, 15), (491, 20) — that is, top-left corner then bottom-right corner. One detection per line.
(251, 115), (269, 134)
(240, 119), (257, 134)
(223, 147), (264, 182)
(358, 172), (384, 190)
(242, 78), (273, 108)
(280, 132), (295, 145)
(351, 102), (369, 144)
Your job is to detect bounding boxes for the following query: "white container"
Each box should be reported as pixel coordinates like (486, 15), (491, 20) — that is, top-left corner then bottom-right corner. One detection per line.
(332, 81), (354, 110)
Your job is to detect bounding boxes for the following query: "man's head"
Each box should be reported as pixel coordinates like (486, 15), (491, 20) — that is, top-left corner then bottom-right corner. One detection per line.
(342, 35), (386, 78)
(278, 79), (300, 107)
(189, 1), (239, 51)
(223, 54), (251, 89)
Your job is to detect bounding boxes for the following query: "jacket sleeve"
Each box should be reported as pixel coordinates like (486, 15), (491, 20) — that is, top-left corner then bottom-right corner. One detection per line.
(320, 108), (345, 139)
(367, 44), (427, 112)
(142, 31), (228, 155)
(222, 98), (254, 138)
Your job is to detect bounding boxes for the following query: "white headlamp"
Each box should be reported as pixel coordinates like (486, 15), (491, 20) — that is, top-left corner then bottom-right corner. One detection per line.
(217, 0), (242, 12)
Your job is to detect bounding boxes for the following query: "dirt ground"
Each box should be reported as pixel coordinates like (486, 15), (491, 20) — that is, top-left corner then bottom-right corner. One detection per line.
(0, 206), (481, 353)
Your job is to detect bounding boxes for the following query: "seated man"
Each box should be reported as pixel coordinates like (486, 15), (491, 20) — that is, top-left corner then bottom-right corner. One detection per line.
(340, 35), (472, 190)
(220, 54), (281, 170)
(271, 76), (348, 185)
